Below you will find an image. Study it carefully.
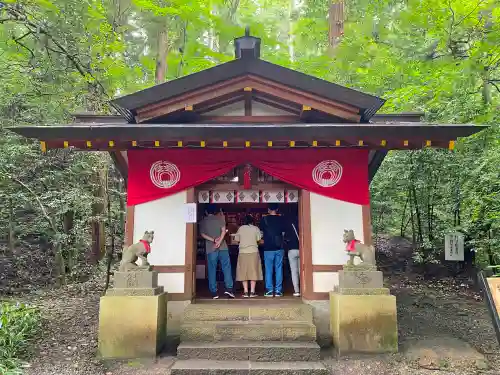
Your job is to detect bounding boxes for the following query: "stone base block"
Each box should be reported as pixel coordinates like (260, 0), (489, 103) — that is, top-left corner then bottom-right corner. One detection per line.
(177, 342), (321, 362)
(106, 286), (164, 296)
(330, 292), (398, 355)
(338, 270), (383, 289)
(180, 321), (316, 342)
(171, 360), (329, 375)
(343, 263), (377, 271)
(98, 293), (167, 359)
(338, 287), (390, 295)
(114, 271), (158, 289)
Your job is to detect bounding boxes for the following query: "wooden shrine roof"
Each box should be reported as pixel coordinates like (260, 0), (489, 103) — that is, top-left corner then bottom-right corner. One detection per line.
(112, 59), (385, 123)
(9, 122), (486, 151)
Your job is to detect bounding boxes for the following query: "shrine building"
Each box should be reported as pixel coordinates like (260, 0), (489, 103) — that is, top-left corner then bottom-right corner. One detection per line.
(9, 33), (486, 359)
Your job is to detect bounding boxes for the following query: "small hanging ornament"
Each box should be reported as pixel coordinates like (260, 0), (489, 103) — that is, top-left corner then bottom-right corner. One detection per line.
(243, 164), (252, 189)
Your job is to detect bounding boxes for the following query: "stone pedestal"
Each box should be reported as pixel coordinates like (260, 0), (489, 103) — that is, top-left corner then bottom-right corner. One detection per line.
(330, 265), (398, 355)
(98, 271), (167, 358)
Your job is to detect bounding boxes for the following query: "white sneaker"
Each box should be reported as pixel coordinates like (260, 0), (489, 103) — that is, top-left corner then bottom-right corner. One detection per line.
(293, 292), (301, 297)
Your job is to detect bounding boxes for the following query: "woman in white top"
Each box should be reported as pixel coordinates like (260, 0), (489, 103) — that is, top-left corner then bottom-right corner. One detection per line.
(233, 215), (263, 298)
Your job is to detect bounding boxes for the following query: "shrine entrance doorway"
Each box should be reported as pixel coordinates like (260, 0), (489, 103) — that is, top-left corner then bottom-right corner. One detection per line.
(192, 166), (303, 300)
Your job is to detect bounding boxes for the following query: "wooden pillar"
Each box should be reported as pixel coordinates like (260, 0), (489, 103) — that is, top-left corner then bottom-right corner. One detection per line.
(125, 206), (135, 247)
(184, 188), (196, 301)
(299, 190), (314, 300)
(362, 205), (373, 246)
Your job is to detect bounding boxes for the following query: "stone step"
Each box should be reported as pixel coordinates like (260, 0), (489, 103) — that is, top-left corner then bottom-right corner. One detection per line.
(177, 341), (321, 362)
(182, 302), (313, 323)
(180, 320), (316, 342)
(171, 360), (329, 375)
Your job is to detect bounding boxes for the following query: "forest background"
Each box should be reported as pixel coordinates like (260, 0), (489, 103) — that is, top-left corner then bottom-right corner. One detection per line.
(0, 0), (498, 287)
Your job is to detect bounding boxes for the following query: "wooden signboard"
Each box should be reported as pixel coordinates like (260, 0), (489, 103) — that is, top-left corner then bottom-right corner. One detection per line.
(486, 277), (500, 316)
(445, 232), (464, 261)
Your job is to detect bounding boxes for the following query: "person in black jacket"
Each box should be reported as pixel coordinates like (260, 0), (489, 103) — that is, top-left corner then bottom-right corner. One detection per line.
(259, 203), (285, 297)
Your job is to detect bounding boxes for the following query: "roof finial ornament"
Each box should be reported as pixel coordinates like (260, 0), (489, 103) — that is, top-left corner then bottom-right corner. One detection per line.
(245, 26), (250, 37)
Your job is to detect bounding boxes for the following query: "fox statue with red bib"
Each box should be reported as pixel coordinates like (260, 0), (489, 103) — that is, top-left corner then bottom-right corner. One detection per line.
(343, 229), (375, 267)
(119, 230), (154, 272)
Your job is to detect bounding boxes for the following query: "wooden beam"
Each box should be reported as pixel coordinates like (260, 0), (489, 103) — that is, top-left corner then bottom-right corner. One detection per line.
(135, 76), (250, 122)
(244, 88), (252, 116)
(134, 74), (362, 123)
(196, 95), (245, 114)
(311, 265), (343, 272)
(253, 96), (301, 115)
(300, 105), (312, 120)
(247, 75), (361, 121)
(251, 85), (360, 122)
(197, 115), (300, 123)
(109, 151), (128, 181)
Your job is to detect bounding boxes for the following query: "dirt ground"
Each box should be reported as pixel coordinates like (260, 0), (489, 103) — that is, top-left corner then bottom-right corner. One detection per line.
(11, 270), (498, 375)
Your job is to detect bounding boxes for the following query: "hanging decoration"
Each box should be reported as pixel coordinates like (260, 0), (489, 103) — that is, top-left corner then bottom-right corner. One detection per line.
(127, 149), (369, 206)
(243, 164), (252, 190)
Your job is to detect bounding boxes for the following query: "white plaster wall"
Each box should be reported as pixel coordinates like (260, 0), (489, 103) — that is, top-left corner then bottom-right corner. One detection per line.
(158, 273), (184, 294)
(204, 101), (290, 116)
(313, 272), (339, 292)
(310, 193), (364, 266)
(253, 101), (291, 115)
(205, 101), (244, 116)
(133, 191), (187, 266)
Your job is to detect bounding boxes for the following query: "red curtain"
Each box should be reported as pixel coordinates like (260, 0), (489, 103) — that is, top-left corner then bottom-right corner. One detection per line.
(127, 149), (369, 206)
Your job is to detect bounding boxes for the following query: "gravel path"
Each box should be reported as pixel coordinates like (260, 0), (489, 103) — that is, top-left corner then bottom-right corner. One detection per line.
(13, 274), (500, 375)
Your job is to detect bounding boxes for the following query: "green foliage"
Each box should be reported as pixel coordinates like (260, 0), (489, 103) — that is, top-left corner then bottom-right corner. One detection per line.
(0, 0), (498, 288)
(0, 302), (41, 374)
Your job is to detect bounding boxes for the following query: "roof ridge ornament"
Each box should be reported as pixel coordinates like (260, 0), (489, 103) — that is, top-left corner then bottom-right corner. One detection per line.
(234, 28), (261, 59)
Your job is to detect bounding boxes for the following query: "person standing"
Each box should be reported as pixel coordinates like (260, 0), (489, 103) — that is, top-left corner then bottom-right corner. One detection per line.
(260, 203), (285, 297)
(233, 215), (263, 298)
(199, 204), (235, 299)
(285, 217), (300, 297)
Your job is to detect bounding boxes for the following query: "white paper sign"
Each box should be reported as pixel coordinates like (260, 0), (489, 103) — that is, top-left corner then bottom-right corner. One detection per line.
(445, 232), (464, 261)
(185, 203), (197, 223)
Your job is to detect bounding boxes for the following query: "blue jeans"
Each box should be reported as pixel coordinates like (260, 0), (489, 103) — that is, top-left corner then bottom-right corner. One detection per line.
(264, 250), (284, 293)
(207, 250), (233, 294)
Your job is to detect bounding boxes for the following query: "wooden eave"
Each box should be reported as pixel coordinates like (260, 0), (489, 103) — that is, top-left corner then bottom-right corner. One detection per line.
(9, 122), (486, 151)
(111, 58), (385, 123)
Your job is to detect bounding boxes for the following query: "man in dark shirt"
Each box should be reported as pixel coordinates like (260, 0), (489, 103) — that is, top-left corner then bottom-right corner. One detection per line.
(259, 203), (285, 297)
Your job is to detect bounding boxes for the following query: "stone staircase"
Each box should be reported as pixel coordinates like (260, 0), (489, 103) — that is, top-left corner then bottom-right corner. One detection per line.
(171, 300), (329, 375)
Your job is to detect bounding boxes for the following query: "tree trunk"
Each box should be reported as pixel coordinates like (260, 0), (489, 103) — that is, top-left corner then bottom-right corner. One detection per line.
(63, 210), (76, 273)
(288, 0), (296, 62)
(104, 178), (114, 293)
(118, 178), (125, 237)
(54, 242), (66, 286)
(409, 188), (416, 246)
(91, 164), (108, 264)
(8, 197), (15, 254)
(155, 24), (168, 84)
(400, 194), (409, 237)
(328, 1), (344, 51)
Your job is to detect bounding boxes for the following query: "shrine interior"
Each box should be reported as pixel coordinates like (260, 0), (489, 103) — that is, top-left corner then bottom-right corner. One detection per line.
(195, 202), (299, 299)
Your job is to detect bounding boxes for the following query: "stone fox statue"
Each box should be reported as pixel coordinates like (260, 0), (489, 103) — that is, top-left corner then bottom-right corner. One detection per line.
(342, 229), (376, 266)
(119, 231), (154, 272)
